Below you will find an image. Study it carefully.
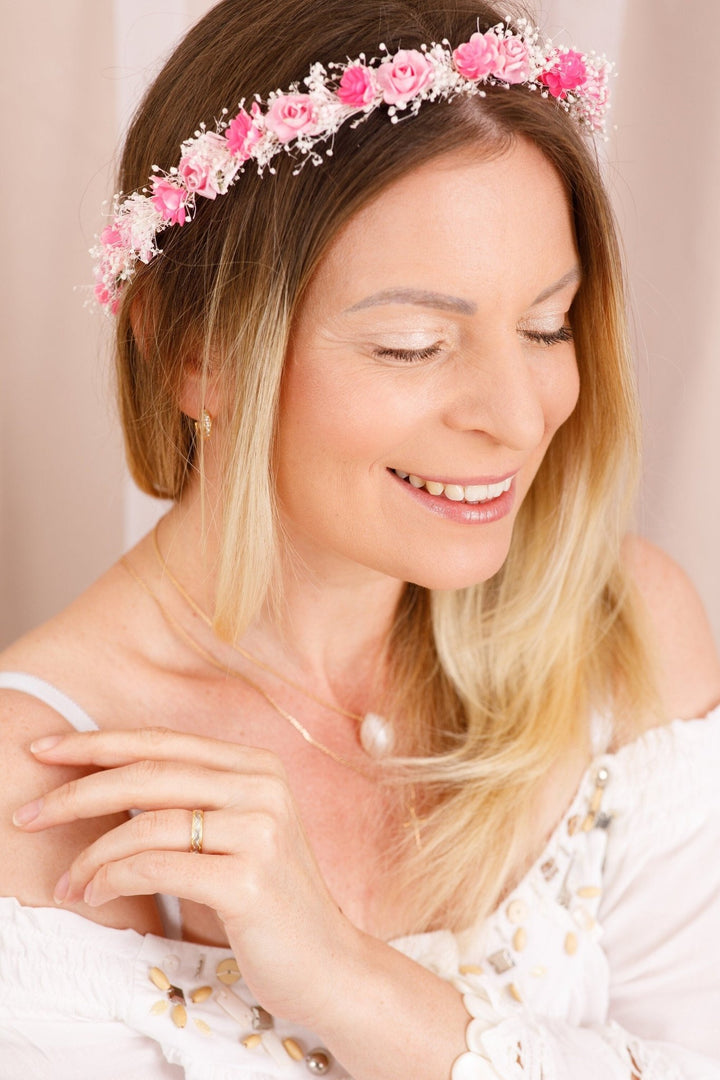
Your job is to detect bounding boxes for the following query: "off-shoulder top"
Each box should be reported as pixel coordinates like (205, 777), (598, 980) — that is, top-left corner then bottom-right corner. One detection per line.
(0, 671), (719, 1079)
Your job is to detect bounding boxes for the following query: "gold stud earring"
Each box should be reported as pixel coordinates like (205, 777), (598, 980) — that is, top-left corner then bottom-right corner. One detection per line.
(194, 409), (213, 440)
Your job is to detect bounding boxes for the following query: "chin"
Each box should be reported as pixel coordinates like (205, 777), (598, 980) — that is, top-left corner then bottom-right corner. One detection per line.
(401, 545), (512, 592)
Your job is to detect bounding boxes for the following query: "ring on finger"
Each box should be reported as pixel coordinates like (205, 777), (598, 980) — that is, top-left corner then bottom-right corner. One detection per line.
(190, 809), (204, 853)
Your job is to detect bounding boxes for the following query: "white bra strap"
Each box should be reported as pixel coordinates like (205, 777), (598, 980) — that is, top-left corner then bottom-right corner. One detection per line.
(0, 671), (99, 733)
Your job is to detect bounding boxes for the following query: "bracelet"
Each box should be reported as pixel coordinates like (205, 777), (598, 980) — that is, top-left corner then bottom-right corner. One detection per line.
(450, 992), (504, 1080)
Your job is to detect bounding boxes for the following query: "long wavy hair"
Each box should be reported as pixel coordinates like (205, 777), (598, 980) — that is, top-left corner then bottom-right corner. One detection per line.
(114, 0), (656, 931)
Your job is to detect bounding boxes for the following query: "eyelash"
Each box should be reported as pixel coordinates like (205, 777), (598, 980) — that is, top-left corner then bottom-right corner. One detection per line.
(373, 325), (574, 364)
(522, 325), (574, 347)
(373, 344), (442, 363)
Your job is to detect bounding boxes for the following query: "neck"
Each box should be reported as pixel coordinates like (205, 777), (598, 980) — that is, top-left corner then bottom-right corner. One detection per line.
(156, 496), (405, 714)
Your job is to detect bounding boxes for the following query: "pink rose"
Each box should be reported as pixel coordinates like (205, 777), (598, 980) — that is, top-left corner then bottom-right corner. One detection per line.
(375, 49), (434, 106)
(225, 103), (263, 160)
(540, 50), (588, 99)
(150, 178), (188, 225)
(94, 280), (112, 306)
(265, 93), (319, 143)
(100, 225), (123, 248)
(495, 36), (531, 84)
(452, 31), (501, 81)
(337, 63), (377, 107)
(178, 150), (218, 199)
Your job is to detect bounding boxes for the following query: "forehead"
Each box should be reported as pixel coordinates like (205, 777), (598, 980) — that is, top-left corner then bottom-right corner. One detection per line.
(308, 138), (577, 314)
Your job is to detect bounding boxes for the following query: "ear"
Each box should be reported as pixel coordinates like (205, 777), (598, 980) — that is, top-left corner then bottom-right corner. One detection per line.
(176, 363), (223, 424)
(129, 295), (222, 423)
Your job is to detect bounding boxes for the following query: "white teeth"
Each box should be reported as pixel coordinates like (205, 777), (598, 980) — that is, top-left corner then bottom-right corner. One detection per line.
(464, 483), (488, 503)
(394, 470), (513, 503)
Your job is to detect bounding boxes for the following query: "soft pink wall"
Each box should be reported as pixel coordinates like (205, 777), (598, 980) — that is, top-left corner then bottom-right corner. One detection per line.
(1, 0), (718, 648)
(0, 1), (125, 646)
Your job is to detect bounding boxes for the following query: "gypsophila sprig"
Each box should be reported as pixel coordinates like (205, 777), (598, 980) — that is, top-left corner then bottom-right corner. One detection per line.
(91, 18), (612, 313)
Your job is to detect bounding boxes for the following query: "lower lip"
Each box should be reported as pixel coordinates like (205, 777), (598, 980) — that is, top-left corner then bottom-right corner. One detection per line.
(388, 470), (516, 525)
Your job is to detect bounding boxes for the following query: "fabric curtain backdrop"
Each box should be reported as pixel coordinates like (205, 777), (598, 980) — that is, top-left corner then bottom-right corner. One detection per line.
(1, 0), (718, 649)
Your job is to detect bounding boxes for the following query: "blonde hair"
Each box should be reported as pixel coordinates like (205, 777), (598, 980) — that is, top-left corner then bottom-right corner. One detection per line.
(115, 0), (656, 931)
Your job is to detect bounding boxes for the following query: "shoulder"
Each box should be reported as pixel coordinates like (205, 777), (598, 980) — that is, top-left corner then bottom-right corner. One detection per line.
(621, 534), (720, 722)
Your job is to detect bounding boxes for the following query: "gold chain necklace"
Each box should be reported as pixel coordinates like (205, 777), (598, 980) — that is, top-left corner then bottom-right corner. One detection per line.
(151, 523), (396, 757)
(121, 556), (374, 779)
(120, 555), (423, 848)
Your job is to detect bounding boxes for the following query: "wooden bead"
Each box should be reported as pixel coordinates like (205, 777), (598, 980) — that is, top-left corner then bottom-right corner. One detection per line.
(171, 1003), (187, 1028)
(564, 932), (579, 955)
(512, 927), (527, 952)
(242, 1033), (263, 1050)
(567, 815), (580, 835)
(576, 885), (602, 899)
(459, 964), (485, 976)
(216, 957), (241, 985)
(506, 899), (528, 924)
(149, 966), (171, 992)
(193, 1018), (212, 1036)
(190, 985), (213, 1003)
(508, 982), (523, 1003)
(283, 1037), (305, 1061)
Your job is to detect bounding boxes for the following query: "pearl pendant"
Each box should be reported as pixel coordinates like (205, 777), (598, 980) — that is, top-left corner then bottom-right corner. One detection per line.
(359, 712), (395, 757)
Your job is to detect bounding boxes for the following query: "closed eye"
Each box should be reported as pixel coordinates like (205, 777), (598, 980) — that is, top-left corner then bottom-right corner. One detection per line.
(372, 344), (444, 363)
(522, 326), (574, 347)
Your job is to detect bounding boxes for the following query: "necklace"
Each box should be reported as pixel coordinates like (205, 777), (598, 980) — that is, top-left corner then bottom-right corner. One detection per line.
(120, 556), (423, 848)
(151, 523), (396, 758)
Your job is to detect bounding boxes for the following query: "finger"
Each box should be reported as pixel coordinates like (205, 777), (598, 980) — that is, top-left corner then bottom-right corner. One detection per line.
(57, 807), (242, 903)
(29, 726), (284, 776)
(81, 849), (232, 909)
(14, 759), (292, 831)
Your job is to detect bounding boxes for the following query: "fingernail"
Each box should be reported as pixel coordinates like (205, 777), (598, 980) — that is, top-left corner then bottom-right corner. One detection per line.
(84, 881), (99, 907)
(12, 798), (43, 826)
(53, 872), (70, 904)
(30, 735), (63, 753)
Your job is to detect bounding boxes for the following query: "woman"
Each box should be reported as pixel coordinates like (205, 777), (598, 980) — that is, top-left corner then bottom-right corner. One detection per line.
(1, 0), (719, 1076)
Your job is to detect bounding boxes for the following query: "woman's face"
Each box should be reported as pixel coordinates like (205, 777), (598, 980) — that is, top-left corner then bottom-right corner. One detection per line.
(275, 138), (581, 590)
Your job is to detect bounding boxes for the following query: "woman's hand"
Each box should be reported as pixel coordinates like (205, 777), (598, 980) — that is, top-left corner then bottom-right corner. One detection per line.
(12, 727), (363, 1031)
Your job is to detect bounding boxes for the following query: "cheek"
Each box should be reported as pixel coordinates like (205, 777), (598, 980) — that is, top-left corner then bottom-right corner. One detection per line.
(540, 354), (580, 440)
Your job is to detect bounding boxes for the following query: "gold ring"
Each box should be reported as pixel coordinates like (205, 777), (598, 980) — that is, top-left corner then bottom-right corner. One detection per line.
(190, 809), (204, 853)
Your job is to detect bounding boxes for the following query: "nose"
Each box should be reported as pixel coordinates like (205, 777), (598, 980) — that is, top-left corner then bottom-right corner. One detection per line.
(442, 342), (547, 452)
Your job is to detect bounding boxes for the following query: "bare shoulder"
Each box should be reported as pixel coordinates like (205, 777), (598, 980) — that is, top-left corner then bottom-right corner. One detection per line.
(0, 687), (162, 933)
(622, 534), (720, 722)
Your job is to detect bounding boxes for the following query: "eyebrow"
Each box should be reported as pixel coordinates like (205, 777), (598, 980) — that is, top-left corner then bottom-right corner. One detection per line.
(344, 288), (476, 315)
(343, 266), (582, 317)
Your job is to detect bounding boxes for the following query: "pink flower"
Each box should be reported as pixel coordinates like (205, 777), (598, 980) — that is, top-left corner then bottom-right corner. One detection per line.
(452, 31), (501, 80)
(178, 150), (218, 199)
(225, 103), (263, 160)
(337, 63), (377, 107)
(540, 50), (588, 99)
(150, 178), (189, 225)
(94, 280), (112, 306)
(100, 225), (123, 248)
(265, 93), (319, 143)
(495, 36), (532, 84)
(375, 49), (434, 106)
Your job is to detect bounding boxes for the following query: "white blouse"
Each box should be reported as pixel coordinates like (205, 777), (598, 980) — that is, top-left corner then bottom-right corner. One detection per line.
(0, 671), (719, 1080)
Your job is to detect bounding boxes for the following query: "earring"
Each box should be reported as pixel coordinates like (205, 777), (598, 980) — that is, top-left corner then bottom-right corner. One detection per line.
(194, 409), (213, 440)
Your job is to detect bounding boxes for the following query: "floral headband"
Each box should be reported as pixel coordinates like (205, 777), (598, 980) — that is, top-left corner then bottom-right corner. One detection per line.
(92, 18), (612, 313)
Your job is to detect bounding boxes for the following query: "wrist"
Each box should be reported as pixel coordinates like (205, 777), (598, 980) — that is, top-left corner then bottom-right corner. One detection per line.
(312, 927), (469, 1080)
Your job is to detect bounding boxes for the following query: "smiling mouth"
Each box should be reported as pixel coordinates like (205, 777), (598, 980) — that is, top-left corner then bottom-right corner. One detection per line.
(391, 469), (514, 504)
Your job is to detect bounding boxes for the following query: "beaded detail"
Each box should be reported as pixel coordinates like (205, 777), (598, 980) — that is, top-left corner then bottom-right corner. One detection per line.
(448, 762), (615, 1078)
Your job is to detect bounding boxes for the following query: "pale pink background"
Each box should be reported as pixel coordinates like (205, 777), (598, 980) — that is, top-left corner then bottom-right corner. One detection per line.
(1, 0), (718, 648)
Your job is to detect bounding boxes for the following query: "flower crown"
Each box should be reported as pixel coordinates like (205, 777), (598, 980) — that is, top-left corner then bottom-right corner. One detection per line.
(92, 18), (612, 313)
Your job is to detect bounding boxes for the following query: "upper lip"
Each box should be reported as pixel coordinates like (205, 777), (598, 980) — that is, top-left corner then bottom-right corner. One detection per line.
(390, 467), (518, 486)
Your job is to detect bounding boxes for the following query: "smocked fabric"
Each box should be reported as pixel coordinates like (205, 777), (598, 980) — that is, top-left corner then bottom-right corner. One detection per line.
(0, 672), (718, 1079)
